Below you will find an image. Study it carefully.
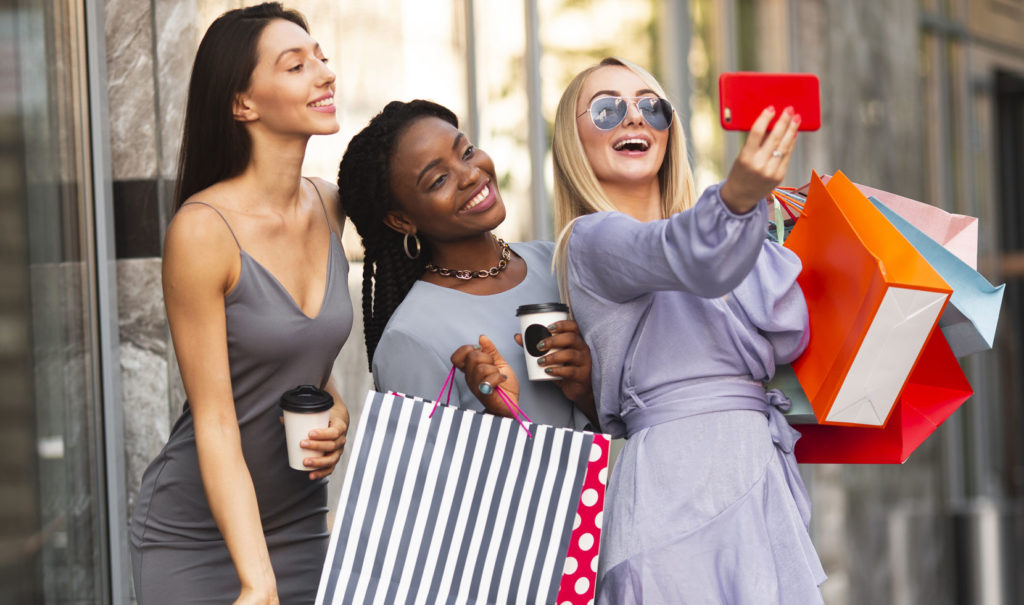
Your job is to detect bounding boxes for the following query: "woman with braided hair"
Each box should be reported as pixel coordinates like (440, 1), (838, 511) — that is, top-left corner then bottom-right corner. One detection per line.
(338, 99), (596, 427)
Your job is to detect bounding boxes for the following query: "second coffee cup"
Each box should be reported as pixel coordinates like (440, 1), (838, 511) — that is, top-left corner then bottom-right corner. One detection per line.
(516, 302), (570, 381)
(279, 385), (333, 471)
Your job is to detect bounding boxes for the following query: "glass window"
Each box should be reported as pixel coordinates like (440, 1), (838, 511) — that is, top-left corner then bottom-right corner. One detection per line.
(0, 2), (108, 602)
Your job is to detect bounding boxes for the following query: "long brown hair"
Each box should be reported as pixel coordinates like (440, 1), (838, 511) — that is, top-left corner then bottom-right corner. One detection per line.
(174, 2), (308, 208)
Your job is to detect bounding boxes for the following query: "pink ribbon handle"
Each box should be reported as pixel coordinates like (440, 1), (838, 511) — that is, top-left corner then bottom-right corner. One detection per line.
(497, 386), (533, 438)
(427, 366), (534, 438)
(428, 365), (457, 418)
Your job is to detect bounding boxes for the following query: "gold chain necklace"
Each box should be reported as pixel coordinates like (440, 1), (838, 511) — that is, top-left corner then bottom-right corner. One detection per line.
(424, 236), (511, 280)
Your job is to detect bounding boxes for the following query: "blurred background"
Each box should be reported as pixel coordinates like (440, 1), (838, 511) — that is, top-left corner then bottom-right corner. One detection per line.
(1, 0), (1022, 603)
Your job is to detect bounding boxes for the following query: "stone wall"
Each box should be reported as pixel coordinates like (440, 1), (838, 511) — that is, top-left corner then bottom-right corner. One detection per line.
(105, 0), (189, 524)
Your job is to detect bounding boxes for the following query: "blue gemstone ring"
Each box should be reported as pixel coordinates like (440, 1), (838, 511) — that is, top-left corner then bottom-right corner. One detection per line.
(478, 382), (494, 395)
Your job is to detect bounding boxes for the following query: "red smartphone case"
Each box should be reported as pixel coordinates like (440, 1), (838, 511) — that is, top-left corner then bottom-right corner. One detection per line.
(718, 72), (821, 131)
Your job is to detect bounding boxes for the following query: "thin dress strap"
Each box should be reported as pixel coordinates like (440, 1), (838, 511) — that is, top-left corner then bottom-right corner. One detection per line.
(180, 201), (242, 250)
(303, 176), (338, 239)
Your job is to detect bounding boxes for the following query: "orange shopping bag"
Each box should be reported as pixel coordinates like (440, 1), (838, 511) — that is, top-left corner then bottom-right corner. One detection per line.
(791, 327), (973, 463)
(783, 172), (953, 427)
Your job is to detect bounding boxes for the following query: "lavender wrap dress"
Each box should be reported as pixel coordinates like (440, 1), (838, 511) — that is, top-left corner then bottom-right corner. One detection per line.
(566, 184), (826, 604)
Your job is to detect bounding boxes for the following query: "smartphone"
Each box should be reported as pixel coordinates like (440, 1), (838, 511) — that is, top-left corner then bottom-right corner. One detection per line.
(718, 72), (821, 131)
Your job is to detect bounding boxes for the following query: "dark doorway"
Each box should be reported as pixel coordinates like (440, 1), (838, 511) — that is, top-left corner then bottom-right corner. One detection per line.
(993, 68), (1024, 604)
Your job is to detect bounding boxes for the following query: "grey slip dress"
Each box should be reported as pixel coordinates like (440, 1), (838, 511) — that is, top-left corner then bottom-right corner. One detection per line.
(130, 181), (353, 604)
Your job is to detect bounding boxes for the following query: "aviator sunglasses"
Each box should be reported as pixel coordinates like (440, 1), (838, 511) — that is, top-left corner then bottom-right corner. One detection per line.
(577, 95), (675, 131)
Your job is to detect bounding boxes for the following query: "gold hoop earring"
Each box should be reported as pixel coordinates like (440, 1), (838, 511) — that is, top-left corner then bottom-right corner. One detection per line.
(403, 232), (421, 259)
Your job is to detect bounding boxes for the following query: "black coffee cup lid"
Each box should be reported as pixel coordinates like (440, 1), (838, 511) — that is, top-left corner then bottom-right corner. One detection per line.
(280, 385), (333, 413)
(516, 302), (569, 316)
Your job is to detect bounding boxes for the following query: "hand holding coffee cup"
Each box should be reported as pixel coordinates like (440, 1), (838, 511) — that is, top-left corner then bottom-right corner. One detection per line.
(516, 303), (571, 381)
(279, 385), (334, 471)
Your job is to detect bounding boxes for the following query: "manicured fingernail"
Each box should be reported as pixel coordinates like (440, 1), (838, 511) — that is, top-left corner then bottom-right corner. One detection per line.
(473, 345), (481, 350)
(784, 106), (794, 115)
(793, 114), (802, 125)
(537, 356), (546, 365)
(301, 440), (310, 447)
(547, 323), (560, 331)
(544, 367), (555, 375)
(767, 106), (776, 114)
(537, 341), (547, 351)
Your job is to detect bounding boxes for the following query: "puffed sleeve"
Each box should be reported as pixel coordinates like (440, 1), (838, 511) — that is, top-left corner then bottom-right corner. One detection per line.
(728, 241), (810, 367)
(371, 327), (467, 406)
(568, 183), (768, 303)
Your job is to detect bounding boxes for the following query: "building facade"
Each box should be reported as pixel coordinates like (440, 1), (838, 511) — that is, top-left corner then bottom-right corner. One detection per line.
(1, 0), (1022, 603)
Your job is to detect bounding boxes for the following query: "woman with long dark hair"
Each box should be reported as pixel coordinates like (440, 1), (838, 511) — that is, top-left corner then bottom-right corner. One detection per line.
(129, 4), (352, 603)
(338, 100), (596, 427)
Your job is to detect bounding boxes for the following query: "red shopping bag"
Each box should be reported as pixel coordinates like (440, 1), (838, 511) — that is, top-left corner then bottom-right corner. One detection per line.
(792, 327), (973, 463)
(783, 172), (953, 427)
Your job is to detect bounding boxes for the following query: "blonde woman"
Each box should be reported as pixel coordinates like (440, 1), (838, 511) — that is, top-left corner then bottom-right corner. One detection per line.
(552, 58), (825, 603)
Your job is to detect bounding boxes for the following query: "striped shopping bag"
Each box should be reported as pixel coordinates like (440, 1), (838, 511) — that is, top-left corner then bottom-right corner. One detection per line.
(316, 389), (610, 605)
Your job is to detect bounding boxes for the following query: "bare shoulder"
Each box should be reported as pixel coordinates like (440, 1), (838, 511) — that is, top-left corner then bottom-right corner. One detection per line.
(306, 176), (344, 231)
(306, 176), (339, 201)
(164, 197), (240, 293)
(166, 199), (237, 252)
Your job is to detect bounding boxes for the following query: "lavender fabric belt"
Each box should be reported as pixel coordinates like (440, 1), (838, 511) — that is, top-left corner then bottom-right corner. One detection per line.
(620, 381), (811, 528)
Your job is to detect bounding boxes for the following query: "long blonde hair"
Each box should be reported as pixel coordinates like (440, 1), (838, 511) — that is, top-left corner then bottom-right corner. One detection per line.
(551, 57), (697, 303)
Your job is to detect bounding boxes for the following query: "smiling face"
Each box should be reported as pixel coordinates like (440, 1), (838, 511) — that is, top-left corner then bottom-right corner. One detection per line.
(237, 18), (338, 136)
(385, 116), (505, 243)
(575, 65), (670, 194)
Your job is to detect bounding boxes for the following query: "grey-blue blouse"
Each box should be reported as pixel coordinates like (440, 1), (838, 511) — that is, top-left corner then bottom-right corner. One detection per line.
(372, 240), (586, 429)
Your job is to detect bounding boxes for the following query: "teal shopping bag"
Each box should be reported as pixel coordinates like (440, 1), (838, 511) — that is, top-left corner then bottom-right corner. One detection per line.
(868, 196), (1004, 357)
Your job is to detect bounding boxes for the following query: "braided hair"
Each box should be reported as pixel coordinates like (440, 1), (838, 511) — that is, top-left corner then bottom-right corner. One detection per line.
(338, 100), (459, 369)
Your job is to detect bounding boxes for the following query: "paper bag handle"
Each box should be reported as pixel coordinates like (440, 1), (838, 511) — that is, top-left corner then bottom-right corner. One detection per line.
(769, 188), (806, 245)
(773, 188), (806, 216)
(428, 366), (534, 437)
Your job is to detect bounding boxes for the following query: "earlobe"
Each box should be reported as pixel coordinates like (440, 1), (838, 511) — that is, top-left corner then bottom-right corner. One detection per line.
(383, 211), (414, 235)
(233, 93), (257, 123)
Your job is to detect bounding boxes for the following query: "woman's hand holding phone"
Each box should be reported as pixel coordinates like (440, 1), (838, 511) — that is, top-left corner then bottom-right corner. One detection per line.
(719, 106), (801, 215)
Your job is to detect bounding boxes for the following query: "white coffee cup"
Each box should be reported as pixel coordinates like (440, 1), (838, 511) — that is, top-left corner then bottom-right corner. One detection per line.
(279, 385), (333, 471)
(516, 302), (570, 381)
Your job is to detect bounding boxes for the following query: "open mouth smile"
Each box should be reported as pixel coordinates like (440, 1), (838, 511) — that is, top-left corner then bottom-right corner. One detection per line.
(308, 94), (335, 111)
(613, 138), (650, 152)
(460, 184), (492, 213)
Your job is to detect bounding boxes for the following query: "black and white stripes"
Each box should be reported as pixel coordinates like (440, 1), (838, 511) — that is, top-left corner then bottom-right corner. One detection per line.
(317, 390), (595, 605)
